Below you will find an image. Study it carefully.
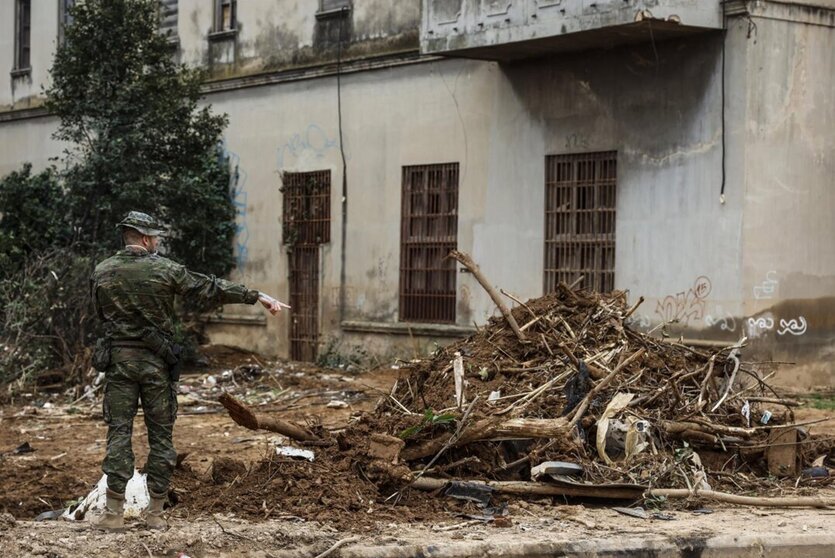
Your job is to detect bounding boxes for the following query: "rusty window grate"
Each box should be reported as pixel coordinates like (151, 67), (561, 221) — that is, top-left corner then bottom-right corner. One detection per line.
(544, 152), (617, 294)
(282, 171), (330, 362)
(282, 171), (331, 246)
(288, 246), (320, 362)
(399, 163), (459, 323)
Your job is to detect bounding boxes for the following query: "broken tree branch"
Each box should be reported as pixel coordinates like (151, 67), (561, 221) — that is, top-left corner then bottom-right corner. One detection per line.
(449, 250), (525, 343)
(219, 393), (319, 442)
(411, 477), (643, 500)
(647, 488), (835, 508)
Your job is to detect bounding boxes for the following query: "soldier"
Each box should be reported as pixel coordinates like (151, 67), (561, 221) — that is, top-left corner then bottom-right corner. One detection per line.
(90, 211), (287, 531)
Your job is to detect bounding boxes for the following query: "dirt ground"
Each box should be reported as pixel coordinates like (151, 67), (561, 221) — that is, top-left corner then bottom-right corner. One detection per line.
(1, 346), (834, 557)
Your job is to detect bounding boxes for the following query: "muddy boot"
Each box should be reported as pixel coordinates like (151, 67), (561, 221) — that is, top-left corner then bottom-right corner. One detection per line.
(144, 491), (168, 530)
(94, 489), (125, 532)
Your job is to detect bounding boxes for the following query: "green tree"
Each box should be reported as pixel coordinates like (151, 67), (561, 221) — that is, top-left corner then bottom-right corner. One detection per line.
(45, 0), (233, 274)
(0, 0), (236, 386)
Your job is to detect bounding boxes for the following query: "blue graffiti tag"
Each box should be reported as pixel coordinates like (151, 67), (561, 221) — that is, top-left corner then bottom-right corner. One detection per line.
(276, 124), (348, 169)
(222, 139), (249, 270)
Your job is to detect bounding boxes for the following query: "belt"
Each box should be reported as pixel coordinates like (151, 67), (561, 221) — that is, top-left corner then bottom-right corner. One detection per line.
(110, 339), (147, 349)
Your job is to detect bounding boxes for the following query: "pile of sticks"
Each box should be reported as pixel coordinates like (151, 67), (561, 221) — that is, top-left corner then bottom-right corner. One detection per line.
(376, 251), (816, 494)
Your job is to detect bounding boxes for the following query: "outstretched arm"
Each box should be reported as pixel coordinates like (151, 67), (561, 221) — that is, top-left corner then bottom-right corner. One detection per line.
(257, 292), (291, 315)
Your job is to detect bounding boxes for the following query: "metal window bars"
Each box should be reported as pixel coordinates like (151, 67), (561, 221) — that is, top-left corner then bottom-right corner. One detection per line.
(399, 163), (459, 323)
(282, 170), (331, 361)
(544, 152), (617, 294)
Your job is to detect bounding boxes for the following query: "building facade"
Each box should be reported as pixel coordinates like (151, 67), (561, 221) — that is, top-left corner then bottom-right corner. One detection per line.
(0, 1), (833, 388)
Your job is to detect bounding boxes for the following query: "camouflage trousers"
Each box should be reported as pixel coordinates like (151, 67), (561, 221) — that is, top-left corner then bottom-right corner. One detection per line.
(102, 348), (178, 496)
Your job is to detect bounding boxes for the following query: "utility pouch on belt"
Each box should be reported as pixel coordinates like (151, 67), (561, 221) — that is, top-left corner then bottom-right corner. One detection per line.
(92, 337), (112, 372)
(141, 327), (183, 382)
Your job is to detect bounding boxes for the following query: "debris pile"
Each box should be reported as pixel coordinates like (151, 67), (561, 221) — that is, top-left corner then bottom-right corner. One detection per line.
(373, 281), (815, 495)
(208, 263), (831, 522)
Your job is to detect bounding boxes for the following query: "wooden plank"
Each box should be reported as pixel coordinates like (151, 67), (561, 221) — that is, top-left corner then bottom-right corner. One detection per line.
(766, 428), (798, 477)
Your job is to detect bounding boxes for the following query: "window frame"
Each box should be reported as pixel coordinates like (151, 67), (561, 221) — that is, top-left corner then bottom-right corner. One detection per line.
(14, 0), (32, 73)
(213, 0), (237, 33)
(398, 162), (460, 324)
(543, 151), (618, 294)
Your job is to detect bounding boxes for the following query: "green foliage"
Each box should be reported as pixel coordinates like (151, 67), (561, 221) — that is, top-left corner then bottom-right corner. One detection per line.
(316, 336), (370, 370)
(398, 408), (457, 440)
(45, 0), (229, 256)
(0, 0), (235, 386)
(803, 394), (835, 411)
(0, 166), (71, 277)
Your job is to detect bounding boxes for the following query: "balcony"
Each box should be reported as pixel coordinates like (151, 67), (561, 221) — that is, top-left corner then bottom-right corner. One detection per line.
(421, 0), (723, 61)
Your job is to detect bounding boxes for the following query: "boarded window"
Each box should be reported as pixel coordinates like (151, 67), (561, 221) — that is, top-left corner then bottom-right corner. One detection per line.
(159, 0), (178, 37)
(214, 0), (237, 31)
(15, 0), (31, 70)
(399, 163), (459, 323)
(544, 152), (617, 293)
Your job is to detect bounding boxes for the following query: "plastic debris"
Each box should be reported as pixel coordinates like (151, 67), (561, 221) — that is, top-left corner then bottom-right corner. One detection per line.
(63, 470), (149, 520)
(444, 481), (494, 506)
(276, 446), (315, 462)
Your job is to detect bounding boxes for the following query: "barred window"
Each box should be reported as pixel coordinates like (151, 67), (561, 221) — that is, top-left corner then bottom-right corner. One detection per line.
(399, 163), (459, 323)
(282, 171), (331, 362)
(159, 0), (178, 38)
(282, 171), (331, 245)
(15, 0), (31, 70)
(544, 152), (617, 293)
(214, 0), (237, 31)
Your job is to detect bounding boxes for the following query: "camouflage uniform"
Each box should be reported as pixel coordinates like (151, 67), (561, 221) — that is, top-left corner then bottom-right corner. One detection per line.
(92, 212), (259, 496)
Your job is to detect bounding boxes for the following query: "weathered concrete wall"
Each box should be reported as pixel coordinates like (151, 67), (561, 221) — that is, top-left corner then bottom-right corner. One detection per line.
(206, 32), (741, 362)
(176, 0), (419, 81)
(0, 0), (58, 112)
(422, 0), (723, 58)
(738, 3), (835, 388)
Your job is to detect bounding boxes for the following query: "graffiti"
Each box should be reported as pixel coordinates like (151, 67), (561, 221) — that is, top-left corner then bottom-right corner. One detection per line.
(276, 124), (346, 169)
(746, 315), (808, 337)
(655, 276), (712, 325)
(746, 316), (774, 335)
(564, 133), (590, 151)
(777, 317), (808, 336)
(753, 271), (778, 300)
(704, 305), (737, 332)
(222, 139), (249, 269)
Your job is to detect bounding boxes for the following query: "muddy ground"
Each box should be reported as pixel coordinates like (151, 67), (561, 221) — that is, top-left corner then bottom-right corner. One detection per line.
(1, 347), (834, 557)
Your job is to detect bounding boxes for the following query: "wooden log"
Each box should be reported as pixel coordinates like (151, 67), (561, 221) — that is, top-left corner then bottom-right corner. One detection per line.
(661, 420), (756, 440)
(411, 477), (644, 500)
(448, 250), (526, 343)
(401, 417), (571, 461)
(411, 478), (835, 508)
(219, 392), (319, 442)
(648, 488), (834, 508)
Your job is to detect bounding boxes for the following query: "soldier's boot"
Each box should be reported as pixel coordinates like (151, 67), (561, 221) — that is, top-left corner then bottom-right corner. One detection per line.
(144, 491), (168, 530)
(94, 489), (125, 531)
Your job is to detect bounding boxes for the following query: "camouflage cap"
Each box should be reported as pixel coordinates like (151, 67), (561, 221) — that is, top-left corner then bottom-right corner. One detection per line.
(115, 211), (165, 237)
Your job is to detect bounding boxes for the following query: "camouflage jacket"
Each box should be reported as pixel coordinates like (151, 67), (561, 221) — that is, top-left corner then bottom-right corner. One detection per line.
(91, 247), (259, 339)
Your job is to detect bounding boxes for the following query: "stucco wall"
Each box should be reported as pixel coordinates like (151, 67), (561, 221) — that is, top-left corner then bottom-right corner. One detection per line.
(739, 9), (835, 388)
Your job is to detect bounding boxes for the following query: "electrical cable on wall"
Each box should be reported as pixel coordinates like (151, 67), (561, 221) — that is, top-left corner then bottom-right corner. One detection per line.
(337, 7), (349, 324)
(720, 24), (727, 204)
